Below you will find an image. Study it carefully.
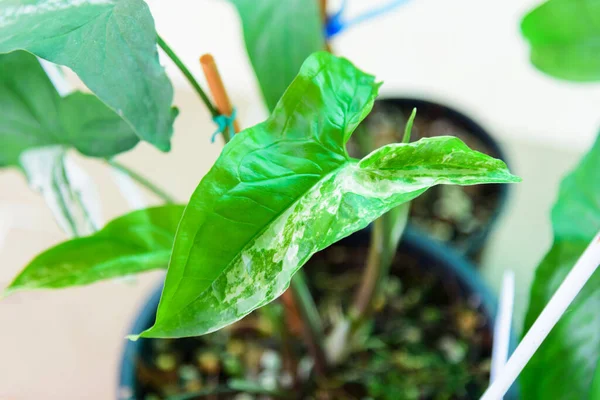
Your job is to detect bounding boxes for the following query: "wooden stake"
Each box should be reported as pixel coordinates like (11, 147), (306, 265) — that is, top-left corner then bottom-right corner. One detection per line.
(199, 54), (240, 140)
(320, 0), (332, 52)
(319, 0), (328, 25)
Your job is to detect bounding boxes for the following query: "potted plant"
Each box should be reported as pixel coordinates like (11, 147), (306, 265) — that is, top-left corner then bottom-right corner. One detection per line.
(0, 1), (521, 399)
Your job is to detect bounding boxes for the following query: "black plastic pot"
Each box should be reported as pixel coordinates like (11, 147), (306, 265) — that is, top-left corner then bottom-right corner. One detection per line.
(362, 98), (512, 259)
(119, 229), (518, 399)
(119, 228), (517, 399)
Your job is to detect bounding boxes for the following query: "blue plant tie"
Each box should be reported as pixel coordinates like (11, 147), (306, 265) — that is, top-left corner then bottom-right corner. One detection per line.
(211, 108), (237, 143)
(325, 0), (411, 39)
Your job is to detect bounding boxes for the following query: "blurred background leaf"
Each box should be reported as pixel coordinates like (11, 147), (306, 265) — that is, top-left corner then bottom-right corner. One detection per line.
(0, 51), (138, 168)
(521, 133), (600, 399)
(228, 0), (325, 111)
(5, 205), (184, 294)
(521, 0), (600, 82)
(0, 0), (177, 150)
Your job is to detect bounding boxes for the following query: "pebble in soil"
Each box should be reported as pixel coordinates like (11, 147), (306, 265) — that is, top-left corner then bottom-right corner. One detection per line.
(134, 240), (492, 400)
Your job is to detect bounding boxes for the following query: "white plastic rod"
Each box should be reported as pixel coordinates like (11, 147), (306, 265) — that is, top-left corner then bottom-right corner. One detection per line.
(490, 269), (515, 387)
(481, 230), (600, 400)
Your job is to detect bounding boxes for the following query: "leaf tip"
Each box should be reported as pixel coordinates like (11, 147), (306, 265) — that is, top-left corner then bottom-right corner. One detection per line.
(1, 281), (21, 299)
(509, 174), (523, 183)
(156, 139), (171, 152)
(496, 170), (522, 184)
(402, 107), (417, 144)
(126, 334), (141, 342)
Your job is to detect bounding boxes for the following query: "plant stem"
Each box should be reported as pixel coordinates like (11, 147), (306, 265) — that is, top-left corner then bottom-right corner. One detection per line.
(352, 217), (385, 318)
(107, 160), (177, 204)
(289, 271), (328, 375)
(351, 205), (408, 322)
(157, 35), (218, 117)
(319, 0), (328, 23)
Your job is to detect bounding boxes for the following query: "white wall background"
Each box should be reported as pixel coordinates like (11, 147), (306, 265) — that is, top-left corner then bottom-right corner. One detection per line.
(150, 0), (600, 150)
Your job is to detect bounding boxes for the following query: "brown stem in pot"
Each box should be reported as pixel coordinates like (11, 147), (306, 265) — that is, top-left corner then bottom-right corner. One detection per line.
(281, 272), (328, 376)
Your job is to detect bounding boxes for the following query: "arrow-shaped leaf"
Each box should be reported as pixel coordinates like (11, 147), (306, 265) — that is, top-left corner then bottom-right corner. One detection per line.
(139, 52), (520, 339)
(4, 205), (184, 294)
(0, 51), (138, 167)
(0, 0), (177, 150)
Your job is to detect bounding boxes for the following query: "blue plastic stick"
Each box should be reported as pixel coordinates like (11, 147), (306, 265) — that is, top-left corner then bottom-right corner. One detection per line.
(326, 0), (411, 39)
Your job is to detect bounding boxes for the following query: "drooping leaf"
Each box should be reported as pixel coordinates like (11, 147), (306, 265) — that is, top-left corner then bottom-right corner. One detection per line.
(138, 52), (519, 339)
(521, 0), (600, 82)
(228, 0), (325, 111)
(521, 134), (600, 399)
(20, 145), (102, 237)
(0, 51), (138, 167)
(4, 205), (184, 294)
(0, 0), (177, 150)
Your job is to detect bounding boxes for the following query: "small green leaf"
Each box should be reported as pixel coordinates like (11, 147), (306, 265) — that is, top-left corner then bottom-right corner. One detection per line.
(0, 0), (177, 150)
(521, 134), (600, 399)
(4, 205), (184, 294)
(139, 52), (519, 339)
(0, 51), (138, 167)
(521, 0), (600, 82)
(228, 0), (325, 111)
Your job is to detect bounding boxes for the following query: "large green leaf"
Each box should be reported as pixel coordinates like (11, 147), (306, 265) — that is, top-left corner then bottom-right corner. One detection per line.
(0, 0), (177, 150)
(521, 0), (600, 82)
(0, 51), (138, 167)
(521, 134), (600, 399)
(228, 0), (325, 111)
(4, 205), (184, 294)
(137, 52), (519, 339)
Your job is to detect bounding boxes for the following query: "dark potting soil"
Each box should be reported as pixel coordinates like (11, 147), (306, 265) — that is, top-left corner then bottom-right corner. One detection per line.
(134, 241), (492, 400)
(350, 101), (503, 255)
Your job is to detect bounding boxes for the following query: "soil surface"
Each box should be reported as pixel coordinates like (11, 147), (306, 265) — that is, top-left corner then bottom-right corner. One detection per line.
(134, 237), (493, 400)
(350, 101), (504, 255)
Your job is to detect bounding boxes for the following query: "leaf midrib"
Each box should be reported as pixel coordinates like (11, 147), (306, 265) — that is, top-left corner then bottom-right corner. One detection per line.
(161, 62), (370, 323)
(162, 61), (343, 312)
(161, 161), (351, 325)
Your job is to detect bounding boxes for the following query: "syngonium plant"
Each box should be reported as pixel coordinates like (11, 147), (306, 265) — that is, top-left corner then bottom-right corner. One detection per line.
(1, 0), (520, 393)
